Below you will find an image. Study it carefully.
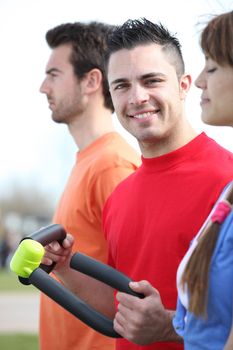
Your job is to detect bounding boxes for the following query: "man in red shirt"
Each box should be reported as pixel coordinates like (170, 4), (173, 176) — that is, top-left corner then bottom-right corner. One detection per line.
(42, 18), (233, 350)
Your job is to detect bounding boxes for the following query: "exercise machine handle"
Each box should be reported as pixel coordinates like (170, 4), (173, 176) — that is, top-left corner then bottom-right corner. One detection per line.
(71, 253), (143, 298)
(10, 224), (143, 337)
(19, 224), (66, 285)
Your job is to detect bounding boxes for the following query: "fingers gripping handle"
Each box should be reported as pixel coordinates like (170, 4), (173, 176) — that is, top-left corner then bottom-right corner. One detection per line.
(11, 224), (143, 337)
(18, 224), (66, 285)
(71, 253), (144, 299)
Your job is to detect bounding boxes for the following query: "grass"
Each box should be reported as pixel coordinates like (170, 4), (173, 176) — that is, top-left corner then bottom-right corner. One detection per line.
(0, 269), (38, 293)
(0, 333), (38, 350)
(0, 270), (39, 349)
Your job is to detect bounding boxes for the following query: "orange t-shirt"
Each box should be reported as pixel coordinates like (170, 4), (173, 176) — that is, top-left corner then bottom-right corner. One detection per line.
(39, 132), (140, 350)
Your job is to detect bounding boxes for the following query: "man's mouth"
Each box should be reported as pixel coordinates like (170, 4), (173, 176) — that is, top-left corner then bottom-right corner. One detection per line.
(47, 99), (54, 108)
(128, 110), (160, 119)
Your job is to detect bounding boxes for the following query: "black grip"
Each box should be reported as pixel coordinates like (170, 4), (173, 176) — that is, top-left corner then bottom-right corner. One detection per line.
(26, 224), (66, 246)
(19, 224), (66, 285)
(29, 268), (121, 338)
(16, 225), (143, 337)
(71, 253), (144, 299)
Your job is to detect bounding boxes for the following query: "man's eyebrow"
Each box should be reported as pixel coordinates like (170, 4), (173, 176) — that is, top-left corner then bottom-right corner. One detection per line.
(110, 72), (166, 86)
(46, 67), (62, 75)
(141, 72), (166, 79)
(110, 78), (128, 87)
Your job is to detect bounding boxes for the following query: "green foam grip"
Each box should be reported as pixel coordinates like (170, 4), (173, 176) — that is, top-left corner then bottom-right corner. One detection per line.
(10, 239), (45, 278)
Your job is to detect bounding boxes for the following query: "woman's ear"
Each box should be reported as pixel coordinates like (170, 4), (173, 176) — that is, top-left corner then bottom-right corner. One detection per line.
(179, 73), (192, 100)
(82, 68), (102, 94)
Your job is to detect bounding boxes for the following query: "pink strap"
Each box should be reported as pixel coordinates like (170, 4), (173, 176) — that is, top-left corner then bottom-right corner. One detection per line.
(211, 201), (232, 224)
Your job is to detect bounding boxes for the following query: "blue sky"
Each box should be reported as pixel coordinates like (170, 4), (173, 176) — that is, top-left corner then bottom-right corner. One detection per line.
(0, 0), (232, 203)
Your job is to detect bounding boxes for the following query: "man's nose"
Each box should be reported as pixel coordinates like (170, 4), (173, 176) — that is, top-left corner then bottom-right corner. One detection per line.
(39, 79), (48, 94)
(128, 85), (149, 105)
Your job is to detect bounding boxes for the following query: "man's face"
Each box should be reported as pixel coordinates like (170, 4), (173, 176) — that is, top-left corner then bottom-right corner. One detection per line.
(108, 44), (190, 155)
(40, 44), (83, 124)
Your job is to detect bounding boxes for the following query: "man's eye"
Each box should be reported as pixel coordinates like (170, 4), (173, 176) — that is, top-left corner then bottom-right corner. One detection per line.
(48, 72), (58, 78)
(145, 79), (162, 85)
(114, 84), (128, 90)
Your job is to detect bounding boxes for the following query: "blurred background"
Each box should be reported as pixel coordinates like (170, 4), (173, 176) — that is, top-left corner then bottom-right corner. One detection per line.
(1, 0), (233, 257)
(0, 0), (233, 270)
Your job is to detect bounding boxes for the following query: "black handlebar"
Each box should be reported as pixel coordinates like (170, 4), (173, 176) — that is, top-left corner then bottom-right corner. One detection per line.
(18, 224), (66, 285)
(71, 253), (143, 298)
(17, 224), (143, 337)
(29, 268), (120, 337)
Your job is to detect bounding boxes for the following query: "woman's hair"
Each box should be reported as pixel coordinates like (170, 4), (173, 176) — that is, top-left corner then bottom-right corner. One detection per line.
(200, 10), (233, 67)
(181, 183), (233, 317)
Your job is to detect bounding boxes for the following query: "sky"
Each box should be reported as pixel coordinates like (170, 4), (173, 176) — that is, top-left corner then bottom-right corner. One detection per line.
(0, 0), (232, 204)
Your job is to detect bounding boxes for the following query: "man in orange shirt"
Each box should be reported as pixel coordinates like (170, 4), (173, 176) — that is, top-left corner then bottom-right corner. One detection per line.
(39, 21), (140, 350)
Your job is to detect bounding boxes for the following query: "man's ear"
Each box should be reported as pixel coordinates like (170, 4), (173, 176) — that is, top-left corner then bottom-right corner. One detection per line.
(82, 68), (102, 94)
(179, 73), (192, 100)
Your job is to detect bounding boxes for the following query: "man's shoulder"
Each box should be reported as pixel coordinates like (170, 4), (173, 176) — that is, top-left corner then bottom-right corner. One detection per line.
(106, 167), (139, 199)
(91, 133), (141, 171)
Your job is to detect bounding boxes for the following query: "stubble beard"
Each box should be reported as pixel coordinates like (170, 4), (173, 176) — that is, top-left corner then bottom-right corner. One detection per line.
(50, 90), (83, 125)
(51, 102), (79, 125)
(51, 110), (68, 124)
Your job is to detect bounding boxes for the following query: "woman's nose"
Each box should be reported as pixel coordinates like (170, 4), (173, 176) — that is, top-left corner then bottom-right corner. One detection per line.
(195, 69), (206, 90)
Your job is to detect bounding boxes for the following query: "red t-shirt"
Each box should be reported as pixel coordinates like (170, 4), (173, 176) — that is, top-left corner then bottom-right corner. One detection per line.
(103, 133), (233, 350)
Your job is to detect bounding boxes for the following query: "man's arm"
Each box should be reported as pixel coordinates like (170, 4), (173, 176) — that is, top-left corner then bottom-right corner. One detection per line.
(42, 234), (116, 319)
(43, 236), (182, 345)
(114, 280), (182, 345)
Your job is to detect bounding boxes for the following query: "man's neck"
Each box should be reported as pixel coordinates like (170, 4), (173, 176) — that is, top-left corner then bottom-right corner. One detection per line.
(68, 108), (115, 151)
(139, 124), (197, 159)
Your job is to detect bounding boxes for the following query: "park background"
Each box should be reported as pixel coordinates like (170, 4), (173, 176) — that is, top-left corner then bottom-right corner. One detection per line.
(0, 0), (233, 348)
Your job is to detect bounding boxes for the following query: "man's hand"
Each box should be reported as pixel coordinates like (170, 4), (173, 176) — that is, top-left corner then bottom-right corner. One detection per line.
(42, 233), (74, 271)
(41, 233), (116, 318)
(114, 280), (179, 345)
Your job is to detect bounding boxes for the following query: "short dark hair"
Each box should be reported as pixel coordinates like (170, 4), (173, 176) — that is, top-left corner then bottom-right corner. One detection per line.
(45, 22), (115, 112)
(105, 18), (185, 79)
(200, 11), (233, 67)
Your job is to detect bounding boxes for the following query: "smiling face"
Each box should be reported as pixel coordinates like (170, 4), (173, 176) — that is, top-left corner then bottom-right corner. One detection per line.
(108, 44), (192, 157)
(40, 44), (85, 124)
(195, 57), (233, 127)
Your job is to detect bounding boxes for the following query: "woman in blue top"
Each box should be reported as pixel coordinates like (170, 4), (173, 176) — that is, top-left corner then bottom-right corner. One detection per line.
(173, 10), (233, 350)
